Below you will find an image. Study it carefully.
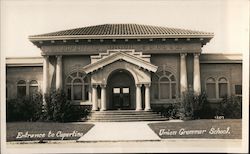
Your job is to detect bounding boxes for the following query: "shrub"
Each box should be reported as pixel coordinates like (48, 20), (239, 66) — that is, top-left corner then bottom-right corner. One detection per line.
(6, 92), (43, 122)
(216, 95), (242, 119)
(43, 90), (88, 122)
(179, 91), (212, 120)
(152, 103), (181, 119)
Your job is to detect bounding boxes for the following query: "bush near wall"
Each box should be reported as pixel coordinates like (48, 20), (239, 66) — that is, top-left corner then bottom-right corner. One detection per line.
(153, 91), (217, 120)
(43, 90), (90, 122)
(153, 103), (181, 119)
(216, 95), (242, 119)
(6, 92), (43, 122)
(7, 90), (90, 122)
(178, 91), (211, 120)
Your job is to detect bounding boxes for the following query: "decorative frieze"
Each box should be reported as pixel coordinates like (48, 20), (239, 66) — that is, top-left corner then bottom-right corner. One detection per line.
(41, 43), (201, 55)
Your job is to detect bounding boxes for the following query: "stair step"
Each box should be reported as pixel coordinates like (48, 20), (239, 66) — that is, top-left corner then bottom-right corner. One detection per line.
(86, 110), (167, 122)
(87, 118), (168, 122)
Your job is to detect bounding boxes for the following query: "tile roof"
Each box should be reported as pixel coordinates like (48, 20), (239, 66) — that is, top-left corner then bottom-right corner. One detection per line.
(29, 24), (213, 41)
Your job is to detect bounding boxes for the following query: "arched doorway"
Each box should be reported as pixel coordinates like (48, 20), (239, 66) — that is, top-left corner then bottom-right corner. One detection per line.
(107, 69), (136, 110)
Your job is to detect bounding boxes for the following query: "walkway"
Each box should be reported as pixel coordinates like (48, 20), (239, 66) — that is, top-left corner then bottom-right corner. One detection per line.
(77, 122), (160, 142)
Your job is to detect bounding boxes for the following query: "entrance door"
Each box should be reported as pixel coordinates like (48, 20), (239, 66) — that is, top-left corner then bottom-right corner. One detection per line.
(112, 87), (130, 109)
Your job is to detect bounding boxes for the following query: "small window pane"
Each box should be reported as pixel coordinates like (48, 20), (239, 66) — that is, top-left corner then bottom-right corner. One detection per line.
(171, 83), (176, 99)
(17, 86), (26, 98)
(73, 85), (82, 100)
(123, 88), (129, 93)
(73, 78), (82, 83)
(206, 83), (216, 98)
(71, 72), (77, 77)
(235, 85), (242, 95)
(78, 72), (83, 77)
(84, 77), (89, 83)
(160, 77), (169, 82)
(158, 71), (164, 77)
(207, 78), (215, 83)
(160, 83), (170, 99)
(29, 86), (38, 97)
(67, 86), (71, 100)
(18, 80), (26, 84)
(219, 77), (227, 83)
(30, 80), (38, 84)
(219, 83), (228, 98)
(165, 71), (171, 76)
(113, 88), (120, 94)
(170, 75), (176, 81)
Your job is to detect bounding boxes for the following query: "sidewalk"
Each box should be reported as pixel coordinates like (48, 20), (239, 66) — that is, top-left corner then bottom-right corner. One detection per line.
(78, 122), (161, 142)
(6, 139), (244, 153)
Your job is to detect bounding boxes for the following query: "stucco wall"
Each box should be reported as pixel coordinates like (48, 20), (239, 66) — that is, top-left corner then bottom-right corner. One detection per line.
(62, 55), (90, 84)
(150, 54), (180, 104)
(200, 63), (242, 96)
(6, 66), (43, 99)
(47, 55), (91, 90)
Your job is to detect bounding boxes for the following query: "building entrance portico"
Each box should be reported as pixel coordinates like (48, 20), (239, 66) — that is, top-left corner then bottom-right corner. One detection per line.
(82, 49), (158, 111)
(107, 69), (135, 110)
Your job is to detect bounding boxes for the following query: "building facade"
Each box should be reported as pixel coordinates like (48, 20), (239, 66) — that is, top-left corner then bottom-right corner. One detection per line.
(6, 24), (242, 111)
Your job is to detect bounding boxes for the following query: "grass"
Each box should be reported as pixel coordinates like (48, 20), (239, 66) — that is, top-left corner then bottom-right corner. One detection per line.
(7, 122), (94, 142)
(148, 119), (242, 139)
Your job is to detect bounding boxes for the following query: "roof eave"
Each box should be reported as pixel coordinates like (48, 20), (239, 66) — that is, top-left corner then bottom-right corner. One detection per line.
(29, 34), (214, 42)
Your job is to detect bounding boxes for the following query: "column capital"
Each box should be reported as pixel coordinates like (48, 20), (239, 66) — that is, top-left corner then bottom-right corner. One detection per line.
(43, 55), (49, 59)
(193, 53), (200, 57)
(144, 83), (151, 88)
(100, 84), (107, 88)
(92, 84), (98, 88)
(136, 84), (142, 87)
(180, 53), (187, 57)
(56, 55), (62, 59)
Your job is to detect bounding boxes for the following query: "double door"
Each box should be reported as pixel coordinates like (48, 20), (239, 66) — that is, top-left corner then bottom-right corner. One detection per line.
(112, 87), (130, 110)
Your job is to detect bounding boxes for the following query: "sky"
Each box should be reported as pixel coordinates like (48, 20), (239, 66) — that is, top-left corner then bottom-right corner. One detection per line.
(1, 0), (249, 57)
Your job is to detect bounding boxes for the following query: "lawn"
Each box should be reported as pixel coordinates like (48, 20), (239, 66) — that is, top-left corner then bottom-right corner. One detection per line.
(7, 122), (94, 142)
(148, 119), (242, 139)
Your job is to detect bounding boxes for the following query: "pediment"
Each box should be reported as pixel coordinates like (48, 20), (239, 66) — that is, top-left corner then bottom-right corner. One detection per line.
(82, 50), (158, 73)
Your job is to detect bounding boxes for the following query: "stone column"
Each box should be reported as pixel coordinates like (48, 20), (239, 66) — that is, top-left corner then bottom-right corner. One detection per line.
(193, 53), (201, 95)
(100, 85), (107, 111)
(136, 84), (142, 111)
(56, 55), (63, 90)
(43, 56), (49, 94)
(144, 84), (151, 111)
(92, 85), (98, 111)
(180, 53), (188, 96)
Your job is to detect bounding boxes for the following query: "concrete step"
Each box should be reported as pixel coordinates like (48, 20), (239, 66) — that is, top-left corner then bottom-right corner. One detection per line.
(86, 110), (168, 122)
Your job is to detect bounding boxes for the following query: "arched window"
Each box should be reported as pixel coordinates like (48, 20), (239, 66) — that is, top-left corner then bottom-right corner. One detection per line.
(206, 77), (216, 99)
(152, 70), (177, 100)
(17, 80), (26, 98)
(159, 76), (170, 99)
(29, 80), (38, 97)
(66, 72), (90, 101)
(218, 77), (228, 98)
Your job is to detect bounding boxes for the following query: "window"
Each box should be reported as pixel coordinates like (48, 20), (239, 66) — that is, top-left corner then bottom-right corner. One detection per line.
(218, 77), (228, 98)
(29, 80), (38, 97)
(152, 70), (177, 100)
(235, 85), (242, 95)
(206, 77), (216, 99)
(66, 72), (90, 101)
(205, 76), (229, 99)
(17, 80), (26, 98)
(159, 77), (170, 99)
